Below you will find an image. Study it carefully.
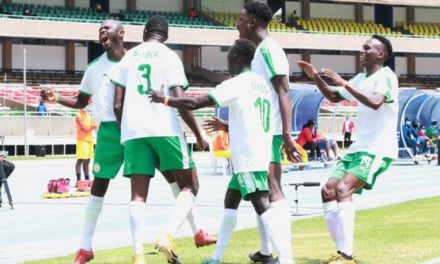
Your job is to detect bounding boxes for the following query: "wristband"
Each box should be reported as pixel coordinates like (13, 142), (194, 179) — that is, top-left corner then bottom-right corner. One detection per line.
(164, 96), (170, 106)
(55, 93), (61, 103)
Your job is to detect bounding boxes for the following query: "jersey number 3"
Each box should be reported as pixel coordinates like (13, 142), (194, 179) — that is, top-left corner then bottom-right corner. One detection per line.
(254, 97), (271, 132)
(137, 64), (152, 95)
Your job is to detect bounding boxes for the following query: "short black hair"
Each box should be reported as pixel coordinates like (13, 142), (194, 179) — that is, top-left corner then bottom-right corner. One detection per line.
(145, 15), (168, 36)
(372, 34), (393, 62)
(229, 39), (256, 65)
(244, 1), (273, 24)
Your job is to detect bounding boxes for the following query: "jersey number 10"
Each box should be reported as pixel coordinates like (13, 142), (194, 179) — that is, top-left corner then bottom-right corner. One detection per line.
(254, 97), (271, 133)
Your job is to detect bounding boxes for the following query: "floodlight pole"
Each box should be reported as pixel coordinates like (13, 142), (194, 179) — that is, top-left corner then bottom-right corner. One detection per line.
(23, 48), (29, 156)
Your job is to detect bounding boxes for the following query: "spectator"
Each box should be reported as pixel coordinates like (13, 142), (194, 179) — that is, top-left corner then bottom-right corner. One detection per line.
(37, 100), (47, 116)
(188, 7), (199, 18)
(297, 119), (322, 161)
(342, 116), (355, 148)
(412, 119), (428, 155)
(0, 153), (15, 207)
(22, 5), (31, 16)
(418, 123), (431, 156)
(425, 120), (439, 152)
(287, 10), (298, 27)
(75, 108), (97, 186)
(94, 3), (103, 13)
(314, 128), (339, 161)
(402, 117), (419, 156)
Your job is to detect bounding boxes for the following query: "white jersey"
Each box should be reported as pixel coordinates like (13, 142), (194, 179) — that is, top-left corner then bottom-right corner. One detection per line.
(338, 66), (399, 159)
(209, 70), (272, 173)
(79, 52), (120, 122)
(109, 42), (189, 143)
(251, 37), (289, 136)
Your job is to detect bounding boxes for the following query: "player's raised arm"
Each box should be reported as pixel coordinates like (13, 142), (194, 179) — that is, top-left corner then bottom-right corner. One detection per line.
(170, 85), (209, 150)
(323, 68), (386, 110)
(297, 60), (344, 103)
(150, 86), (214, 111)
(40, 89), (90, 109)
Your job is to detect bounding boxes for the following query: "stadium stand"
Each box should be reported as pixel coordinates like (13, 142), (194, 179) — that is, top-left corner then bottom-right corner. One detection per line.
(396, 21), (440, 38)
(297, 18), (401, 36)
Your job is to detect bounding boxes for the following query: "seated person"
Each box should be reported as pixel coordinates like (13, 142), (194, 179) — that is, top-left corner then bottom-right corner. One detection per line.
(296, 119), (321, 161)
(402, 117), (419, 156)
(419, 124), (432, 156)
(0, 154), (15, 207)
(412, 119), (428, 155)
(314, 129), (339, 161)
(425, 120), (439, 152)
(188, 7), (199, 18)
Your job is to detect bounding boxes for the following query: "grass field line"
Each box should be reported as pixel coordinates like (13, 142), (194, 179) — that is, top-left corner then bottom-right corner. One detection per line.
(422, 258), (440, 264)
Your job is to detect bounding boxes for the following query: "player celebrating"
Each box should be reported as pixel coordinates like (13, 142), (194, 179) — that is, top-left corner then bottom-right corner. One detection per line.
(110, 15), (211, 264)
(298, 34), (398, 264)
(235, 2), (299, 262)
(41, 19), (125, 264)
(150, 38), (294, 264)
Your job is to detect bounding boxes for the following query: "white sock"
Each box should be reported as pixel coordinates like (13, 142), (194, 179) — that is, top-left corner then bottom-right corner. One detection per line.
(129, 201), (146, 255)
(323, 201), (341, 251)
(337, 202), (355, 257)
(271, 199), (292, 245)
(166, 190), (195, 236)
(256, 213), (272, 256)
(170, 182), (200, 235)
(261, 207), (294, 264)
(212, 209), (237, 260)
(80, 195), (104, 250)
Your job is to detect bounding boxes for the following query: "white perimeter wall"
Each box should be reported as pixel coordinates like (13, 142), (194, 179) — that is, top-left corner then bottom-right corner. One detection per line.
(395, 56), (407, 76)
(311, 55), (356, 74)
(201, 46), (228, 71)
(416, 57), (440, 74)
(75, 46), (88, 71)
(10, 44), (87, 71)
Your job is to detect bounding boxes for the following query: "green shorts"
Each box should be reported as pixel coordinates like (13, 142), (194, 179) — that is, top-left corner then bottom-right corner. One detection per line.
(123, 136), (195, 177)
(271, 135), (283, 163)
(228, 171), (269, 201)
(92, 121), (124, 179)
(331, 151), (392, 194)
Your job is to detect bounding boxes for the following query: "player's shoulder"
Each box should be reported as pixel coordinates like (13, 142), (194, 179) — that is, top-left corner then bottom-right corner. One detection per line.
(258, 37), (283, 52)
(85, 53), (105, 71)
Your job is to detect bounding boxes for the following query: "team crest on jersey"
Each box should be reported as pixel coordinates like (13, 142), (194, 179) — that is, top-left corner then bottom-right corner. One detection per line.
(93, 163), (101, 173)
(359, 155), (373, 175)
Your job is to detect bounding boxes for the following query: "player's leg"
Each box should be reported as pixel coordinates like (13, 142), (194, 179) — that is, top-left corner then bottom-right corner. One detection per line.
(204, 188), (241, 264)
(162, 170), (216, 248)
(83, 159), (90, 180)
(331, 152), (391, 263)
(333, 173), (364, 262)
(75, 159), (83, 182)
(74, 122), (124, 264)
(251, 135), (291, 263)
(153, 136), (195, 263)
(125, 138), (156, 264)
(247, 171), (294, 264)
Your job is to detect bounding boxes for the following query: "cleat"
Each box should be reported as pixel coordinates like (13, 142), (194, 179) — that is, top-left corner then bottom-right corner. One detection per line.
(329, 255), (357, 264)
(154, 233), (182, 264)
(201, 258), (221, 264)
(320, 253), (343, 264)
(132, 254), (146, 264)
(194, 229), (217, 248)
(73, 248), (94, 264)
(249, 251), (275, 264)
